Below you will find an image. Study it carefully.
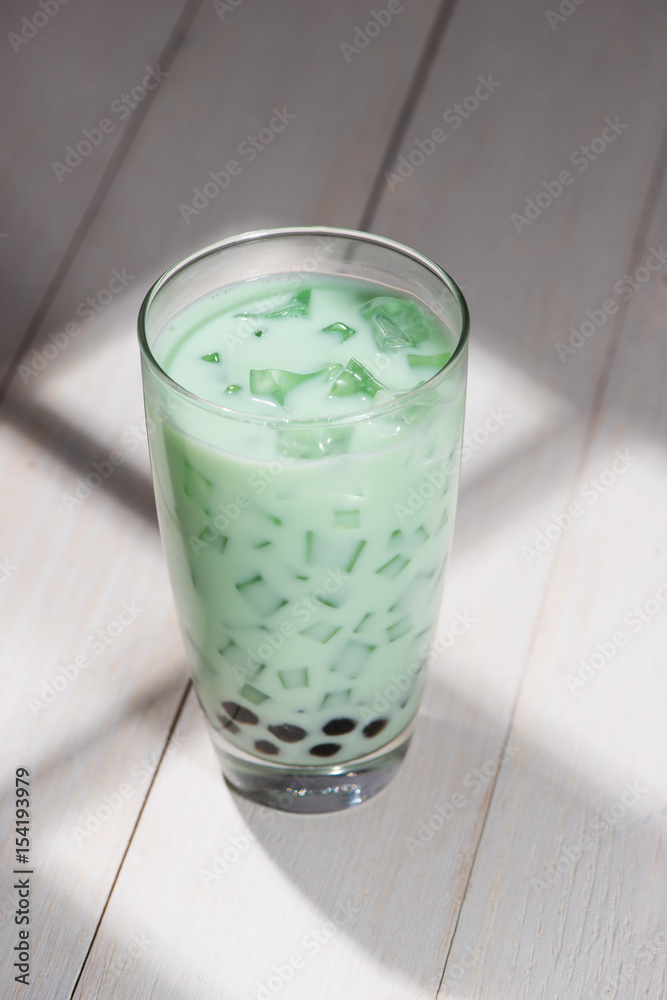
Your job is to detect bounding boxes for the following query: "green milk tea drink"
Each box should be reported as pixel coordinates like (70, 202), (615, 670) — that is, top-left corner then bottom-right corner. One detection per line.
(139, 229), (468, 813)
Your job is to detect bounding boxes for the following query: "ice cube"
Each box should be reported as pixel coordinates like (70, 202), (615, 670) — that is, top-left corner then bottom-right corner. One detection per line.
(250, 367), (326, 407)
(328, 358), (386, 399)
(360, 296), (432, 351)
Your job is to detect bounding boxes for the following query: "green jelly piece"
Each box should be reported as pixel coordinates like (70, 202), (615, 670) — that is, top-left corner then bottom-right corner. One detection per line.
(415, 526), (429, 544)
(376, 554), (410, 579)
(390, 529), (402, 543)
(317, 594), (341, 609)
(387, 615), (412, 642)
(230, 661), (263, 685)
(330, 641), (375, 679)
(253, 329), (265, 338)
(278, 667), (309, 690)
(236, 288), (311, 319)
(329, 358), (385, 399)
(295, 573), (309, 581)
(254, 540), (271, 549)
(277, 426), (352, 460)
(387, 594), (405, 615)
(320, 689), (351, 710)
(305, 531), (362, 572)
(201, 352), (220, 363)
(301, 623), (341, 643)
(250, 366), (328, 406)
(353, 612), (373, 633)
(235, 575), (288, 617)
(183, 460), (213, 508)
(407, 352), (452, 369)
(264, 513), (282, 526)
(436, 507), (449, 533)
(218, 639), (250, 668)
(334, 509), (360, 529)
(361, 296), (432, 351)
(198, 527), (228, 553)
(322, 322), (356, 342)
(345, 540), (366, 573)
(225, 384), (241, 394)
(239, 683), (269, 705)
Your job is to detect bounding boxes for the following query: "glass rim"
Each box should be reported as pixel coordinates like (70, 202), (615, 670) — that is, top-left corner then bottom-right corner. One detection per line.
(137, 225), (470, 428)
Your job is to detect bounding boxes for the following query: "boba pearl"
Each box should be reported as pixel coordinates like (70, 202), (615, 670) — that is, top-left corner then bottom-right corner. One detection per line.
(268, 723), (308, 743)
(222, 701), (259, 725)
(217, 715), (241, 735)
(322, 718), (357, 736)
(362, 719), (388, 738)
(309, 743), (342, 758)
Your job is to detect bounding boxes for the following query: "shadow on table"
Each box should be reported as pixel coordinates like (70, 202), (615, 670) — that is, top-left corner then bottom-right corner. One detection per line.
(9, 657), (660, 998)
(219, 668), (661, 998)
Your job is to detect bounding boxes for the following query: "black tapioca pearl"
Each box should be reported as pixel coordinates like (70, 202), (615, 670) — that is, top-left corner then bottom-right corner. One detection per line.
(322, 717), (356, 736)
(217, 714), (240, 735)
(309, 743), (341, 758)
(362, 718), (388, 738)
(268, 723), (307, 743)
(254, 740), (280, 756)
(221, 701), (259, 725)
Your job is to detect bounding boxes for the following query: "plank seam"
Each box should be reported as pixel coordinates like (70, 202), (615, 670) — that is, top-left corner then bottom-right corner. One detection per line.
(67, 679), (192, 1000)
(568, 113), (667, 486)
(434, 110), (667, 998)
(0, 0), (206, 412)
(433, 720), (517, 998)
(358, 0), (460, 234)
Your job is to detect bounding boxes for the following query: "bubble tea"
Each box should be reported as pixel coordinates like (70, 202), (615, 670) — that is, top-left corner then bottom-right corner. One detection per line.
(139, 229), (469, 812)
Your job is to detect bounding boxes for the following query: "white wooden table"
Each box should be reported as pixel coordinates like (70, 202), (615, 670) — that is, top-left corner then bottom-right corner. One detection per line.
(2, 0), (666, 996)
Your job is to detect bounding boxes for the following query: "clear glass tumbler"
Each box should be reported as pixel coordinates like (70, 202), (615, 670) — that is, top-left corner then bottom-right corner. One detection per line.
(138, 227), (469, 813)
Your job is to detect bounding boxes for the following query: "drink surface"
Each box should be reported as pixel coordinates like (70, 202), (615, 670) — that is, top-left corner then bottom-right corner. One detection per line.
(146, 275), (465, 766)
(154, 274), (454, 421)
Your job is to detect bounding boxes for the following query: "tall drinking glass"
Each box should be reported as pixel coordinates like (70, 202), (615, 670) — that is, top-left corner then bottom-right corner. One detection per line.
(138, 227), (469, 813)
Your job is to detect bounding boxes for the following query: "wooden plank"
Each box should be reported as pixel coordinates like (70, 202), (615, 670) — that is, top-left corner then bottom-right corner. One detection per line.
(0, 0), (193, 381)
(0, 2), (446, 997)
(436, 155), (667, 999)
(56, 1), (667, 999)
(362, 0), (667, 994)
(72, 686), (503, 999)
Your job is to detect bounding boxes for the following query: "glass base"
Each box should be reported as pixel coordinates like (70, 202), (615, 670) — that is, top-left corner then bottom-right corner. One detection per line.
(207, 721), (413, 814)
